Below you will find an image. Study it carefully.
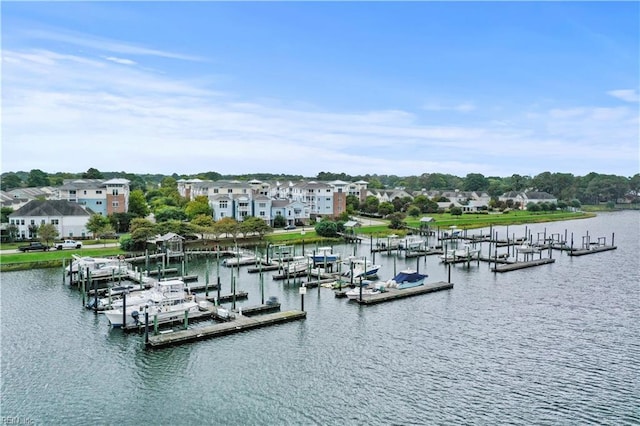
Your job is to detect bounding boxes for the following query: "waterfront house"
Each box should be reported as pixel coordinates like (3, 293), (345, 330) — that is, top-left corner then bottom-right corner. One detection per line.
(8, 200), (93, 240)
(499, 190), (557, 209)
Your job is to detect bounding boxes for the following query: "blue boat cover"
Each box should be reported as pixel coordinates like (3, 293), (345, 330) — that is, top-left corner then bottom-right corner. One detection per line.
(393, 271), (427, 283)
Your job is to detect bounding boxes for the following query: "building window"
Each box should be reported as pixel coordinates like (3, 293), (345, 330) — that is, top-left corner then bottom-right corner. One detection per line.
(112, 201), (119, 207)
(70, 190), (76, 195)
(219, 201), (228, 209)
(112, 189), (119, 195)
(214, 189), (219, 194)
(259, 203), (266, 208)
(83, 190), (87, 195)
(21, 219), (25, 225)
(240, 211), (248, 218)
(10, 219), (14, 225)
(259, 211), (265, 217)
(30, 220), (35, 225)
(228, 189), (233, 193)
(41, 220), (45, 225)
(220, 212), (225, 218)
(96, 201), (102, 205)
(96, 190), (102, 194)
(51, 219), (59, 225)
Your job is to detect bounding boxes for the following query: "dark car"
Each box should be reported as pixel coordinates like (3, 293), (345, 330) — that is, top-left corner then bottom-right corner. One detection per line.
(283, 224), (296, 230)
(18, 242), (50, 252)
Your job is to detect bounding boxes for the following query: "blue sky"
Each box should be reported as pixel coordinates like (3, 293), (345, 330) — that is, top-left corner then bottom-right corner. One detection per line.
(2, 2), (638, 178)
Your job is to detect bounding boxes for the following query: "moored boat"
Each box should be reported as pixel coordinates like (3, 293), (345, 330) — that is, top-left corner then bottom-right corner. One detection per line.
(386, 270), (427, 289)
(341, 256), (381, 279)
(308, 247), (340, 264)
(66, 254), (129, 278)
(104, 279), (198, 327)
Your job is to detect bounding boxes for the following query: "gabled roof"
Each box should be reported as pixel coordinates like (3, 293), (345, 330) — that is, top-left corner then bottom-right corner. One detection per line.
(525, 191), (556, 199)
(9, 200), (93, 217)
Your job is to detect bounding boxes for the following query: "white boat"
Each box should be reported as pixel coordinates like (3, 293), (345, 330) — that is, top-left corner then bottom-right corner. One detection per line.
(104, 279), (198, 328)
(399, 236), (427, 250)
(222, 251), (257, 267)
(309, 247), (340, 264)
(345, 285), (383, 300)
(455, 245), (480, 258)
(341, 256), (381, 279)
(284, 256), (311, 274)
(386, 270), (427, 289)
(66, 255), (129, 278)
(516, 243), (540, 254)
(440, 244), (480, 261)
(376, 234), (401, 250)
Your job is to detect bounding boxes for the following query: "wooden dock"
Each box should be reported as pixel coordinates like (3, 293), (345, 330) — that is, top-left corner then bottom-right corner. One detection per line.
(353, 281), (454, 305)
(567, 245), (617, 256)
(491, 258), (556, 272)
(202, 291), (248, 303)
(122, 308), (215, 332)
(146, 310), (307, 348)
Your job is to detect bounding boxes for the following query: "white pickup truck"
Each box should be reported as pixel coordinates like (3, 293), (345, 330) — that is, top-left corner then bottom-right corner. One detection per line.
(55, 239), (83, 250)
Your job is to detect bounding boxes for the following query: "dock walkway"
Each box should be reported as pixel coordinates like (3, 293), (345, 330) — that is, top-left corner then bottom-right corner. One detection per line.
(147, 310), (306, 348)
(353, 281), (454, 305)
(491, 258), (555, 272)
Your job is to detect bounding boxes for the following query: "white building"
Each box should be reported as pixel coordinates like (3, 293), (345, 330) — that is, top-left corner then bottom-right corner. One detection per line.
(8, 200), (93, 240)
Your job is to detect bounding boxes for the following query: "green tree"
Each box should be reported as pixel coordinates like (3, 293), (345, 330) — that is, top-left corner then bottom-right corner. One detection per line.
(185, 196), (212, 220)
(315, 219), (338, 237)
(37, 223), (59, 246)
(128, 189), (150, 218)
(464, 173), (489, 192)
(191, 214), (215, 239)
(345, 195), (360, 213)
(378, 202), (395, 216)
(239, 216), (271, 239)
(26, 169), (50, 187)
(82, 168), (104, 179)
(361, 196), (380, 214)
(6, 224), (19, 242)
(154, 206), (187, 222)
(527, 202), (540, 212)
(214, 217), (239, 241)
(273, 214), (286, 228)
(387, 212), (406, 229)
(130, 218), (158, 247)
(109, 212), (133, 233)
(1, 173), (23, 191)
(86, 214), (111, 239)
(557, 200), (568, 210)
(450, 207), (463, 216)
(1, 207), (14, 223)
(407, 205), (421, 217)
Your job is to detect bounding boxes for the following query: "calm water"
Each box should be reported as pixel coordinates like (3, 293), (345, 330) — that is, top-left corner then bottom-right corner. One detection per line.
(2, 211), (639, 425)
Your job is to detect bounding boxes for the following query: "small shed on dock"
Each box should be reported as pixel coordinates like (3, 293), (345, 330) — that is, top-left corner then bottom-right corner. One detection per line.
(343, 220), (361, 235)
(149, 232), (185, 254)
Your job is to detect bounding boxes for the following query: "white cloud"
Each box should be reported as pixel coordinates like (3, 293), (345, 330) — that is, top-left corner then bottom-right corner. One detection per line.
(104, 56), (137, 66)
(422, 102), (476, 112)
(607, 89), (639, 103)
(2, 47), (638, 178)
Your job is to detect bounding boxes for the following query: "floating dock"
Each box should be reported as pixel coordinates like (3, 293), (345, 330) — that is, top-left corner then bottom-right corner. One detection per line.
(202, 291), (248, 303)
(146, 310), (307, 348)
(352, 281), (454, 305)
(567, 245), (617, 256)
(491, 258), (556, 272)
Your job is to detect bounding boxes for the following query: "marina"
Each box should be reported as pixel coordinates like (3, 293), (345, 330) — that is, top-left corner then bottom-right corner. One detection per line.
(2, 211), (638, 425)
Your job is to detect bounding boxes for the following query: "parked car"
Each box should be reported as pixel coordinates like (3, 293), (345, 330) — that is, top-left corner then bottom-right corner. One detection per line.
(55, 240), (83, 250)
(284, 224), (296, 230)
(18, 242), (50, 252)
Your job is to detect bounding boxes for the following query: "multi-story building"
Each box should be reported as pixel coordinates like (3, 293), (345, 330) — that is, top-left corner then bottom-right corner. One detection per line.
(57, 178), (130, 216)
